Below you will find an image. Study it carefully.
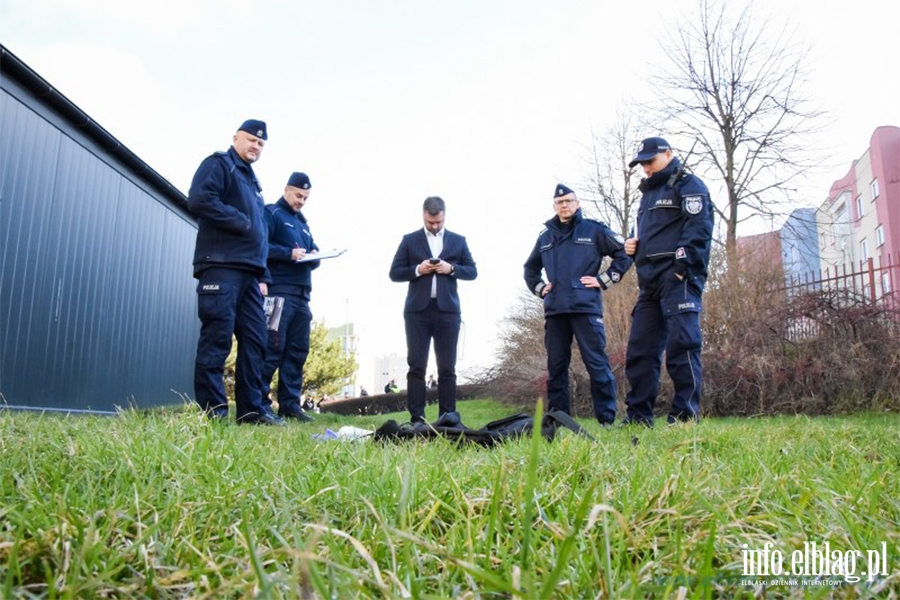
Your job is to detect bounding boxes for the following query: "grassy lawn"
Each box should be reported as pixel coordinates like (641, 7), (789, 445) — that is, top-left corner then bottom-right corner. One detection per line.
(1, 399), (898, 598)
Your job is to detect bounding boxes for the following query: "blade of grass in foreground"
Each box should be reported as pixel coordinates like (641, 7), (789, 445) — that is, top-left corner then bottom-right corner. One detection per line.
(240, 508), (272, 598)
(539, 482), (597, 598)
(519, 398), (544, 593)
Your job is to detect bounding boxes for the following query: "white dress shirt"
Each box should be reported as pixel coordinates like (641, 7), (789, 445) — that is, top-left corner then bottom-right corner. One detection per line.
(420, 227), (443, 298)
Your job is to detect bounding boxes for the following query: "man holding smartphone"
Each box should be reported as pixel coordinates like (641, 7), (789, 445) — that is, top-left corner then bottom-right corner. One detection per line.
(389, 196), (478, 425)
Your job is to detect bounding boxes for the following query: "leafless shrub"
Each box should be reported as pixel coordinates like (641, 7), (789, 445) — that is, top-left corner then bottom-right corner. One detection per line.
(703, 255), (900, 415)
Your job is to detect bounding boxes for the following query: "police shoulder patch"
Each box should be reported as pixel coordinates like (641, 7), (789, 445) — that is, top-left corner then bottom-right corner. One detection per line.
(684, 195), (703, 215)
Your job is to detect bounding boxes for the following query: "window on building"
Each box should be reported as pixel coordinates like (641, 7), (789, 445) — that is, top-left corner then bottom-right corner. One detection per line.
(871, 178), (880, 200)
(835, 202), (847, 223)
(876, 224), (885, 247)
(855, 195), (863, 219)
(882, 272), (892, 295)
(860, 238), (869, 261)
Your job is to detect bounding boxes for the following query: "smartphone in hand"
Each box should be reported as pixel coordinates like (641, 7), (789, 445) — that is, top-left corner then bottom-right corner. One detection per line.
(429, 258), (440, 264)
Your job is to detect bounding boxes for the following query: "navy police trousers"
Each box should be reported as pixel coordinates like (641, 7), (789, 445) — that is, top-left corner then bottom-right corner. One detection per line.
(545, 313), (617, 425)
(194, 267), (268, 419)
(625, 277), (703, 425)
(262, 293), (312, 412)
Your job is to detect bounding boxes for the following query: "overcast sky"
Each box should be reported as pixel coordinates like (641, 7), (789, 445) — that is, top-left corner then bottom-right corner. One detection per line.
(2, 0), (898, 390)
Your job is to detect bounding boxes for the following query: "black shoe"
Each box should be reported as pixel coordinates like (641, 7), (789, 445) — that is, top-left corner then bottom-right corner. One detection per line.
(667, 414), (700, 425)
(237, 412), (286, 426)
(434, 411), (462, 427)
(279, 406), (314, 423)
(206, 405), (229, 422)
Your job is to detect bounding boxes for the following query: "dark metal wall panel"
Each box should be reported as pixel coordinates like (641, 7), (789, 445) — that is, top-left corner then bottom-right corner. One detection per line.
(0, 87), (199, 412)
(1, 91), (65, 403)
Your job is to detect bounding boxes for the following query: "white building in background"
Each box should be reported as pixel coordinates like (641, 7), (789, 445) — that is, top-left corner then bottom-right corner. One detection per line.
(327, 323), (358, 396)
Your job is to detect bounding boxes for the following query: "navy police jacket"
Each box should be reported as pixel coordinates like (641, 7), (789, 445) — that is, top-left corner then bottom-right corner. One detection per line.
(187, 147), (269, 278)
(633, 158), (714, 291)
(523, 209), (632, 317)
(264, 197), (320, 299)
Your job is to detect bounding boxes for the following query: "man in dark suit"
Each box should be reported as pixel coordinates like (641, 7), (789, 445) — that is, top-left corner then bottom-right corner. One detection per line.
(389, 196), (478, 425)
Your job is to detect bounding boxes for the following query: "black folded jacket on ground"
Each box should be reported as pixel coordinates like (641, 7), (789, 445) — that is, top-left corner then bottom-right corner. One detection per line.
(373, 409), (595, 447)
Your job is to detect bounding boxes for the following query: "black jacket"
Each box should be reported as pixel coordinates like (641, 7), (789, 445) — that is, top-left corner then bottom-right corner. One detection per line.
(187, 147), (269, 278)
(389, 229), (477, 314)
(264, 197), (319, 298)
(633, 158), (714, 291)
(524, 209), (631, 317)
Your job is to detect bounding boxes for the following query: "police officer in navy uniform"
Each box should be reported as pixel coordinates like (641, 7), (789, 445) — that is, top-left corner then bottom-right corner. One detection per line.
(187, 119), (285, 426)
(524, 184), (632, 425)
(389, 196), (478, 425)
(623, 137), (714, 426)
(261, 172), (318, 422)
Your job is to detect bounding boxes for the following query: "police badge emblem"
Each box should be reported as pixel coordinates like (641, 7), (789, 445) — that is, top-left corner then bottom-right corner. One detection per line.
(684, 195), (703, 215)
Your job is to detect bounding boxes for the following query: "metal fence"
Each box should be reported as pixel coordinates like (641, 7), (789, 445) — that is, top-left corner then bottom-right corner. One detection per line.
(785, 253), (897, 305)
(779, 253), (899, 340)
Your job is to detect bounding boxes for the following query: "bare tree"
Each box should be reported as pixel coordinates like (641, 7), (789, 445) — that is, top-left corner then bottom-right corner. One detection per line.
(650, 0), (825, 262)
(578, 108), (646, 238)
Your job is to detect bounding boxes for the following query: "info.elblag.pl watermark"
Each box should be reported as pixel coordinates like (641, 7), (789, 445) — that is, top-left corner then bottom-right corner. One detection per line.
(741, 541), (891, 585)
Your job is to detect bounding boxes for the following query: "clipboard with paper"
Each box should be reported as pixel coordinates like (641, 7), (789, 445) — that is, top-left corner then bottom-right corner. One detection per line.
(295, 248), (347, 263)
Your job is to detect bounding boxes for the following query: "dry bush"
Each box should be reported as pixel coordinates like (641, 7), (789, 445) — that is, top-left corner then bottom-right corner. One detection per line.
(703, 252), (900, 415)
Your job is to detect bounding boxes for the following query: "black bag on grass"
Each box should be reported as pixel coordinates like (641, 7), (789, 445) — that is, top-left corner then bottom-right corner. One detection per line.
(373, 409), (595, 447)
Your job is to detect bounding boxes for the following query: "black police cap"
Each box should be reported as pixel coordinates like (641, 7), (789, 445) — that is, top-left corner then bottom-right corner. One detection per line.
(554, 183), (575, 198)
(629, 137), (670, 167)
(287, 172), (311, 189)
(237, 119), (268, 141)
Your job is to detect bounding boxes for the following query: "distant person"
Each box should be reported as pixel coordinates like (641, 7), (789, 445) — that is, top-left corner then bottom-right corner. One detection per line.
(187, 119), (284, 426)
(384, 379), (399, 394)
(260, 172), (318, 423)
(389, 196), (478, 425)
(360, 386), (369, 397)
(427, 374), (437, 389)
(622, 137), (714, 425)
(524, 184), (632, 425)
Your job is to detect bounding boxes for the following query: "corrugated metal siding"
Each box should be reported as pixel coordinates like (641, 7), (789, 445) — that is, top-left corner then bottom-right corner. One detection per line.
(1, 87), (199, 412)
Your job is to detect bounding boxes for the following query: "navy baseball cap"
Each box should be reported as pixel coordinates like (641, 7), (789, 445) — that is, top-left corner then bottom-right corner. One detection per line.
(629, 137), (670, 167)
(287, 172), (311, 189)
(237, 119), (268, 141)
(554, 183), (575, 198)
